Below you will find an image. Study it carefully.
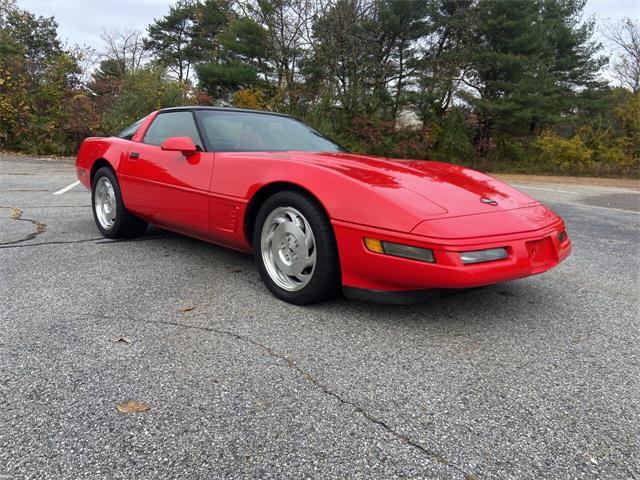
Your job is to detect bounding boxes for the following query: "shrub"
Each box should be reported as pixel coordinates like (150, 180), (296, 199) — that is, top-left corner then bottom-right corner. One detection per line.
(535, 131), (594, 174)
(429, 112), (475, 164)
(232, 88), (270, 111)
(343, 117), (434, 159)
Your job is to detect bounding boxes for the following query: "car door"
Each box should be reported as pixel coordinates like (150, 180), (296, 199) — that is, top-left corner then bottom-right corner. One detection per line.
(120, 110), (214, 238)
(194, 109), (270, 248)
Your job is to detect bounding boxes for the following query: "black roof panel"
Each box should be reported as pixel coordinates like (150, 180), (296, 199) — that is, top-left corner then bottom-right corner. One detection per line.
(158, 106), (292, 118)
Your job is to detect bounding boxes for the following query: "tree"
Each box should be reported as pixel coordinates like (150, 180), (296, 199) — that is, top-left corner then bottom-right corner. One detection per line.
(459, 0), (605, 158)
(409, 0), (473, 125)
(100, 28), (148, 74)
(245, 0), (316, 90)
(1, 1), (62, 76)
(195, 16), (268, 98)
(145, 0), (197, 81)
(602, 18), (640, 93)
(376, 0), (430, 118)
(309, 0), (379, 116)
(0, 0), (88, 153)
(306, 0), (432, 120)
(94, 58), (127, 82)
(221, 17), (269, 76)
(190, 0), (232, 63)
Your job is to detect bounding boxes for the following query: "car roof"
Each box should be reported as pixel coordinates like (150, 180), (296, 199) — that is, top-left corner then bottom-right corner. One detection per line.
(158, 106), (293, 119)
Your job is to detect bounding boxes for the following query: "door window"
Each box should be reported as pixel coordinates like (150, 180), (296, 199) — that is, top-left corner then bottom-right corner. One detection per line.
(142, 111), (203, 149)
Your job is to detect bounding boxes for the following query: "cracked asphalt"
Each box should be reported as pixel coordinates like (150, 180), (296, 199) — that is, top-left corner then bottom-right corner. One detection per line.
(1, 155), (639, 479)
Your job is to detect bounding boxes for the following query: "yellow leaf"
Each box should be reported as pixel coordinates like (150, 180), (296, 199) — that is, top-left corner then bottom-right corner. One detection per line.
(116, 400), (150, 413)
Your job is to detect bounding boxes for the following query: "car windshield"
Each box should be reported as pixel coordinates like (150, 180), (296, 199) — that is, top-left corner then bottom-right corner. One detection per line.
(196, 110), (347, 153)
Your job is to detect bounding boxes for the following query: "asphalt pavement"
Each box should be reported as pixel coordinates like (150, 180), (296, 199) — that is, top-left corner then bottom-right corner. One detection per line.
(1, 155), (639, 479)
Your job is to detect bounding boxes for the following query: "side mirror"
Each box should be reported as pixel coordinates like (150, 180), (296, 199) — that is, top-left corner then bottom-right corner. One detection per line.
(160, 137), (198, 156)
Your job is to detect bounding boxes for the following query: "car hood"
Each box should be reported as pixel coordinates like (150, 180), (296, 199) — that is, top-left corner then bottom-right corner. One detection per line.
(294, 152), (539, 218)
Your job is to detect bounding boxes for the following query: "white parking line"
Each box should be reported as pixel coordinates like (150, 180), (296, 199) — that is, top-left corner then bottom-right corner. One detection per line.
(52, 181), (80, 195)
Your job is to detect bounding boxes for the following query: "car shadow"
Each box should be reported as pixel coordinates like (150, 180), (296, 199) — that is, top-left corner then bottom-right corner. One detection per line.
(128, 225), (550, 325)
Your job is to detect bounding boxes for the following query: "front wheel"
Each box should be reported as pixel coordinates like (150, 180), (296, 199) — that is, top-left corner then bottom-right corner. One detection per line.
(253, 191), (341, 304)
(92, 167), (147, 239)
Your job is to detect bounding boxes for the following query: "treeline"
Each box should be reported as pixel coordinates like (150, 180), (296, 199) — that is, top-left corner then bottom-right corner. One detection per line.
(0, 0), (638, 176)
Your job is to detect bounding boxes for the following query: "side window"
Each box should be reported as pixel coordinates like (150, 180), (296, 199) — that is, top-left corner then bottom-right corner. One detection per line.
(117, 116), (146, 140)
(142, 111), (203, 149)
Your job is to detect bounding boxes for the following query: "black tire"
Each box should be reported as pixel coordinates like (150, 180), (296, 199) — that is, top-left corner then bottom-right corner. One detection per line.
(253, 191), (341, 305)
(91, 167), (147, 239)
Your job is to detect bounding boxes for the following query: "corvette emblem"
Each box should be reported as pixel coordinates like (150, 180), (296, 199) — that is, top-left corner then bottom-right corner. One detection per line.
(480, 197), (498, 206)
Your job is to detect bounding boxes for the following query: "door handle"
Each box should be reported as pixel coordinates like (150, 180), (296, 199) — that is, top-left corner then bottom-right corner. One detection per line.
(129, 152), (140, 159)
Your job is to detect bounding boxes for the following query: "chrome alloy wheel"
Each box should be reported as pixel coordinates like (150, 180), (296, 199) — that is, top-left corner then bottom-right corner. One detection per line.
(260, 206), (317, 291)
(95, 176), (117, 230)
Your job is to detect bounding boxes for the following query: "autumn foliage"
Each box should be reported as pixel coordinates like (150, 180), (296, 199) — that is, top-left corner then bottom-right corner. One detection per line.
(0, 0), (638, 177)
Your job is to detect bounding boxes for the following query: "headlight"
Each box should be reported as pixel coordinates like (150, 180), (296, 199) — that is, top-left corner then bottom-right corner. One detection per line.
(459, 248), (508, 264)
(364, 238), (435, 263)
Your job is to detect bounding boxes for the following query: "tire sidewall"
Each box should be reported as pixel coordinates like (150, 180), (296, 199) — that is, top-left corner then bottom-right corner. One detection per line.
(253, 191), (340, 304)
(91, 167), (125, 238)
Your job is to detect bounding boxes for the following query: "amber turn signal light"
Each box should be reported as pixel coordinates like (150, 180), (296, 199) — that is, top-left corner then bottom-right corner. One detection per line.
(364, 238), (384, 254)
(364, 238), (435, 263)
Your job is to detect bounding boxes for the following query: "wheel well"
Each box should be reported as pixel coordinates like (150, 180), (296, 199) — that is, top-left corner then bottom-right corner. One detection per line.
(244, 182), (328, 246)
(90, 159), (113, 184)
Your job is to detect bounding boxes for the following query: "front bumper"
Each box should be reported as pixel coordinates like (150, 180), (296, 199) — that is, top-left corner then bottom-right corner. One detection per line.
(333, 218), (571, 297)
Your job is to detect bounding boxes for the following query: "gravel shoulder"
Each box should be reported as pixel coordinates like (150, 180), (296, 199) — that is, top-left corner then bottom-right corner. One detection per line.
(494, 173), (640, 191)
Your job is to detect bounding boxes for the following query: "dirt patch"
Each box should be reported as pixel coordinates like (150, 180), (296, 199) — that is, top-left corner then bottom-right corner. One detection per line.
(492, 173), (640, 191)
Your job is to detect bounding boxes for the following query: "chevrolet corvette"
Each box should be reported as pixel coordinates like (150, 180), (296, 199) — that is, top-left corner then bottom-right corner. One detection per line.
(75, 107), (571, 304)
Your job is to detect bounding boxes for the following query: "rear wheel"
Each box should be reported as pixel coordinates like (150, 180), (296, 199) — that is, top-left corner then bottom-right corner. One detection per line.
(254, 191), (340, 304)
(92, 167), (147, 239)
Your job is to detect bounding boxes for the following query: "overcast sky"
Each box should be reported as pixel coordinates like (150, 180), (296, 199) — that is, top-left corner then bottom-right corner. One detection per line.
(15, 0), (640, 56)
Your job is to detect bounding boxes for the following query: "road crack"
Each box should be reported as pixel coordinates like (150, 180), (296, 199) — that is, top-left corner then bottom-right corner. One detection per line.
(0, 237), (103, 250)
(0, 233), (177, 250)
(0, 206), (47, 245)
(77, 311), (475, 479)
(0, 189), (50, 192)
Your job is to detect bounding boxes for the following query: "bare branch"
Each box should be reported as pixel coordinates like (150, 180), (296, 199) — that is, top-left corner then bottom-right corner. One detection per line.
(601, 17), (640, 93)
(100, 28), (149, 74)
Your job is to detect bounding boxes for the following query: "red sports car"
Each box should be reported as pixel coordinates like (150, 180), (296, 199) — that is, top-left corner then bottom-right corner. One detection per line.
(76, 107), (571, 304)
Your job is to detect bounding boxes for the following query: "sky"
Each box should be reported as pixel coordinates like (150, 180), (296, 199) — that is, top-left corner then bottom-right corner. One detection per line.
(17, 0), (172, 51)
(14, 0), (640, 60)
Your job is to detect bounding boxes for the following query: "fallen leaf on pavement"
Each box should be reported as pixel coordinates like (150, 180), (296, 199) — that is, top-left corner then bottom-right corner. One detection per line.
(178, 306), (195, 312)
(116, 400), (150, 413)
